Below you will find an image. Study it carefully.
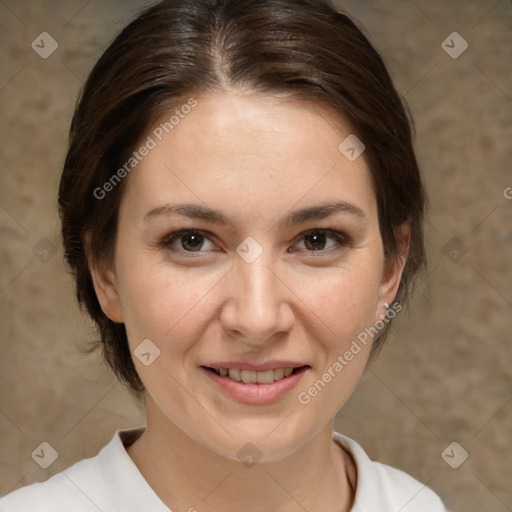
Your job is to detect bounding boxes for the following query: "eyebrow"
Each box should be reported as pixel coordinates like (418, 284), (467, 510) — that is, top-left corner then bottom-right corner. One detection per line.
(143, 200), (366, 226)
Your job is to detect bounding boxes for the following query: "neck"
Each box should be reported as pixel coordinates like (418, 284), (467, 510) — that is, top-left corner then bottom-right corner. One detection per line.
(126, 396), (355, 512)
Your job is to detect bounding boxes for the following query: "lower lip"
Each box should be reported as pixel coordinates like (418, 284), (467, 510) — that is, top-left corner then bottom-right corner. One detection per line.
(201, 366), (309, 405)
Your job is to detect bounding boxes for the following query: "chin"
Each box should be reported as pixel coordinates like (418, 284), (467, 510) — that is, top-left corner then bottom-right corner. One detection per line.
(198, 416), (317, 463)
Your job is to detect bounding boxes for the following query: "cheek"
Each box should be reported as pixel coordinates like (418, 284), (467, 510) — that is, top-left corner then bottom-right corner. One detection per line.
(117, 258), (223, 351)
(302, 260), (383, 342)
(296, 264), (382, 406)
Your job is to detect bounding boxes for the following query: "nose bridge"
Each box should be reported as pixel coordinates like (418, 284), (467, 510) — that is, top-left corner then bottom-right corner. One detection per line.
(241, 252), (277, 309)
(222, 245), (293, 340)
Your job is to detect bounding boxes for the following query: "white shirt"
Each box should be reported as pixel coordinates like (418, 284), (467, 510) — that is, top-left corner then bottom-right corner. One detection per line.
(0, 427), (449, 511)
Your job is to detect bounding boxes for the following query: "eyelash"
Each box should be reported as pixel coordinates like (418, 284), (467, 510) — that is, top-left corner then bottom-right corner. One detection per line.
(158, 228), (350, 256)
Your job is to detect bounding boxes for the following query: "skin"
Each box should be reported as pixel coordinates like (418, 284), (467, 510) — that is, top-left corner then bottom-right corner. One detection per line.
(89, 88), (409, 512)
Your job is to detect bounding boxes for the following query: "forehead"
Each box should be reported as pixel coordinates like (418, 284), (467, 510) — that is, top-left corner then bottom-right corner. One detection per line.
(120, 90), (377, 228)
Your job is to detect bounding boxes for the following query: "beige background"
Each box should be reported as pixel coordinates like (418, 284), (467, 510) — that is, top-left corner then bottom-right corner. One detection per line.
(0, 1), (511, 510)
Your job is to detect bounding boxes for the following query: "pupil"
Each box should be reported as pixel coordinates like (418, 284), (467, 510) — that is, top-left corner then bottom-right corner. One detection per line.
(305, 232), (326, 251)
(183, 233), (203, 251)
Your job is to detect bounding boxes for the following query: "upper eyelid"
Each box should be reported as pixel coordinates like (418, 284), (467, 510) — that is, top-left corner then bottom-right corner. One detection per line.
(293, 228), (348, 244)
(163, 229), (214, 244)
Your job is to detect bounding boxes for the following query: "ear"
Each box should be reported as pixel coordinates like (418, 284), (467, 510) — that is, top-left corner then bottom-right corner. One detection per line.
(85, 233), (124, 323)
(376, 222), (410, 320)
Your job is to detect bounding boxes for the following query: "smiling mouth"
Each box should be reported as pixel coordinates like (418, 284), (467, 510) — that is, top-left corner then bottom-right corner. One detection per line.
(202, 366), (310, 384)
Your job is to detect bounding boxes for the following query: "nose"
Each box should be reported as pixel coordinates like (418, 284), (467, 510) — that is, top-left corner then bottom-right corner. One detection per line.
(219, 248), (295, 346)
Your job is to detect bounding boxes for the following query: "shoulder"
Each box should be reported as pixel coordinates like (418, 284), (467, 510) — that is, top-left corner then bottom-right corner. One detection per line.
(1, 427), (168, 512)
(333, 431), (450, 512)
(0, 437), (116, 512)
(0, 458), (106, 512)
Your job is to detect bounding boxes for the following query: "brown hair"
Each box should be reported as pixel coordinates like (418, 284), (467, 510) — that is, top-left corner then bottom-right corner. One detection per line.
(59, 0), (426, 393)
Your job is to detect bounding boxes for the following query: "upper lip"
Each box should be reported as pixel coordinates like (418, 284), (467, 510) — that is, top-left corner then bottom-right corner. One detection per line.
(201, 361), (311, 372)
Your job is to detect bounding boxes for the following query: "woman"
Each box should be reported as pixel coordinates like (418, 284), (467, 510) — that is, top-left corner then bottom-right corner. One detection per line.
(1, 0), (450, 510)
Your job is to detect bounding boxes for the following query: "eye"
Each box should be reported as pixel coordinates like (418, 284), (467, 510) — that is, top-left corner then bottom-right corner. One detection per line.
(159, 228), (349, 255)
(293, 229), (349, 253)
(160, 229), (217, 253)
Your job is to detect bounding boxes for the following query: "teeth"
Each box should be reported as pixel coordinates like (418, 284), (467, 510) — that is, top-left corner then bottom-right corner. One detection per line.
(274, 368), (285, 380)
(257, 369), (275, 384)
(241, 370), (257, 383)
(214, 367), (299, 383)
(228, 368), (241, 381)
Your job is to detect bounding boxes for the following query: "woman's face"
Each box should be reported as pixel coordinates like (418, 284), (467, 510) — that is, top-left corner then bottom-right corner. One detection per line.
(91, 89), (407, 461)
